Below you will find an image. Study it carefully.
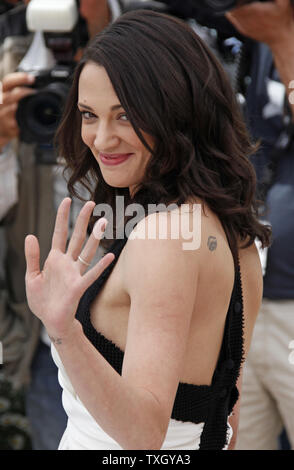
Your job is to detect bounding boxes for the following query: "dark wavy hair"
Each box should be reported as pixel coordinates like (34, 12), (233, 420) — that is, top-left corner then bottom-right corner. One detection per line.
(56, 9), (271, 262)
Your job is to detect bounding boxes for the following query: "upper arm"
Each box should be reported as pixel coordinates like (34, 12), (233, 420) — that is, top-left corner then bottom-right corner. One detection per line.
(121, 211), (200, 421)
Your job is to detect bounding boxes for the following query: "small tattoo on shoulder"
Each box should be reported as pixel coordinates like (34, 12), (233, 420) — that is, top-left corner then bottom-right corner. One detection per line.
(207, 236), (217, 251)
(49, 336), (63, 345)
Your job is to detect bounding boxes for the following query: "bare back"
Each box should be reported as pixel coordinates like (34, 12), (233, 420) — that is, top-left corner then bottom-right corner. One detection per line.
(90, 203), (262, 386)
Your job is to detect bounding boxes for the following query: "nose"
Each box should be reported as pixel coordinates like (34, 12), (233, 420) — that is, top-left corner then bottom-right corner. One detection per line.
(93, 120), (119, 152)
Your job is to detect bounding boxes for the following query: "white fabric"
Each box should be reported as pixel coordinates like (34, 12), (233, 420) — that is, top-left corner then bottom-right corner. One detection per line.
(51, 344), (232, 450)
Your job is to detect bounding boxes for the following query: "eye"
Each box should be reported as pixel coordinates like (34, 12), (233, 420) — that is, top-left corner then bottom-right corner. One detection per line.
(79, 110), (96, 120)
(118, 113), (129, 122)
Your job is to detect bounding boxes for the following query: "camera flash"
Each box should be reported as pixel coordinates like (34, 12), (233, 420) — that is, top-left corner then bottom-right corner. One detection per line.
(26, 0), (79, 33)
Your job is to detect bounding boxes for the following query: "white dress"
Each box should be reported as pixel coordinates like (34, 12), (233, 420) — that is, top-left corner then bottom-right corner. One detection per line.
(51, 345), (232, 450)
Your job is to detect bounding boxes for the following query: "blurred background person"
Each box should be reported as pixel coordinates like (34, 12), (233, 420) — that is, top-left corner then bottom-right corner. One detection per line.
(225, 0), (294, 450)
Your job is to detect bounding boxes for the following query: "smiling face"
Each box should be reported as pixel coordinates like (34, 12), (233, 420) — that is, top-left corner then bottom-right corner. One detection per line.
(78, 62), (153, 195)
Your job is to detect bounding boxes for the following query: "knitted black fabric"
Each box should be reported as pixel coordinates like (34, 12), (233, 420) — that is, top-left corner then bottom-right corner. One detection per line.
(76, 236), (244, 450)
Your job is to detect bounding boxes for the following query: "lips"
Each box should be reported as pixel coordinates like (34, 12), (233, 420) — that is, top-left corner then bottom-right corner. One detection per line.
(99, 153), (133, 166)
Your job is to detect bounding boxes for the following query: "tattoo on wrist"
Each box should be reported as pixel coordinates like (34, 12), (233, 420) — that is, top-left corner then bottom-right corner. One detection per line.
(207, 236), (217, 251)
(49, 336), (63, 345)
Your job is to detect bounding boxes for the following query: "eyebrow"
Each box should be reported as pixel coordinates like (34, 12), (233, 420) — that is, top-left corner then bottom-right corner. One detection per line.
(77, 103), (123, 111)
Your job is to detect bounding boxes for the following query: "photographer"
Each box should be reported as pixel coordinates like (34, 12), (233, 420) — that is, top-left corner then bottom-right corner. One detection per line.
(0, 0), (125, 450)
(223, 0), (294, 450)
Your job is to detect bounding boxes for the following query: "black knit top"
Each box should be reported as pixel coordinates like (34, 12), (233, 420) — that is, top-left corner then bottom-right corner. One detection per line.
(76, 236), (244, 450)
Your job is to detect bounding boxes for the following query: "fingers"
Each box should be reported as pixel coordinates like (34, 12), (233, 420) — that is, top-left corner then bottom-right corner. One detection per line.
(0, 107), (19, 141)
(2, 86), (36, 106)
(1, 73), (36, 110)
(67, 201), (96, 259)
(51, 198), (72, 252)
(0, 73), (36, 145)
(25, 234), (41, 279)
(80, 252), (115, 291)
(2, 72), (35, 93)
(77, 217), (108, 274)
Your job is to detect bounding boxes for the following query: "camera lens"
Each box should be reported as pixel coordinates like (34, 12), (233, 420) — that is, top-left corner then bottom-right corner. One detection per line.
(16, 82), (69, 144)
(25, 92), (61, 137)
(33, 99), (59, 127)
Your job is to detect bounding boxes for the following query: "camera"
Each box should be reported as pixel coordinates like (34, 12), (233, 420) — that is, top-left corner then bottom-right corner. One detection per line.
(16, 66), (73, 145)
(16, 0), (88, 145)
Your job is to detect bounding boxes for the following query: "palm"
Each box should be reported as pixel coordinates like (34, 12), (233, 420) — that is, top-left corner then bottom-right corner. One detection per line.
(25, 198), (114, 339)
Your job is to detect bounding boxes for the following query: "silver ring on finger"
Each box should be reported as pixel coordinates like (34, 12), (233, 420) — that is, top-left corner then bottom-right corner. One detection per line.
(78, 255), (91, 267)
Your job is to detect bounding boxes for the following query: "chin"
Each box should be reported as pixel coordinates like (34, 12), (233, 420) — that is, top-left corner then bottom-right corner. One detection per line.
(101, 175), (131, 189)
(107, 181), (129, 189)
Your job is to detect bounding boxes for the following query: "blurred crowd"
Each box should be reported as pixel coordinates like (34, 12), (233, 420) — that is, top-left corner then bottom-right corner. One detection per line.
(0, 0), (294, 450)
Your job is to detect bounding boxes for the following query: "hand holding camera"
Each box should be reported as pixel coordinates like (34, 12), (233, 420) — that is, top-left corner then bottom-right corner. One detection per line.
(225, 0), (294, 47)
(0, 72), (35, 150)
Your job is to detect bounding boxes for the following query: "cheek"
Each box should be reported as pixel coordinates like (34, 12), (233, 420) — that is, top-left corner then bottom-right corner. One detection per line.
(81, 126), (93, 148)
(127, 129), (153, 156)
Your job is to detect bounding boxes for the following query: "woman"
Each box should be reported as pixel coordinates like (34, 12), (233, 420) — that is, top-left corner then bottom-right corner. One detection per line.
(24, 10), (271, 450)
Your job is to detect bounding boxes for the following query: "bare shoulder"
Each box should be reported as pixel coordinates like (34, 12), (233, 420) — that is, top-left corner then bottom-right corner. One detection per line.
(123, 208), (201, 281)
(121, 208), (202, 318)
(126, 205), (200, 246)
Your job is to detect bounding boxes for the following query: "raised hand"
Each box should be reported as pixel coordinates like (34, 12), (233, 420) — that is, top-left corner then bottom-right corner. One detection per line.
(24, 198), (115, 341)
